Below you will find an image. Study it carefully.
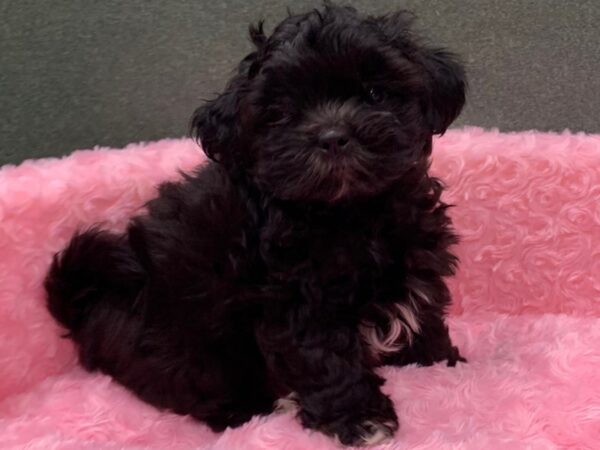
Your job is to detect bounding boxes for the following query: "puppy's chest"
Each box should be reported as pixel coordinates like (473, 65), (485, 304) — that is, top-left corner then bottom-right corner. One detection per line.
(261, 220), (393, 288)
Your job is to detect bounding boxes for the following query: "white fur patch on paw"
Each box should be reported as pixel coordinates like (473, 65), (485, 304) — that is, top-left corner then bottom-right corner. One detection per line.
(359, 420), (397, 446)
(274, 392), (299, 414)
(328, 418), (398, 447)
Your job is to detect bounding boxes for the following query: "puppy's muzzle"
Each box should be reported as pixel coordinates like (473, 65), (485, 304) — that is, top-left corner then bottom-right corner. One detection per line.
(318, 126), (350, 152)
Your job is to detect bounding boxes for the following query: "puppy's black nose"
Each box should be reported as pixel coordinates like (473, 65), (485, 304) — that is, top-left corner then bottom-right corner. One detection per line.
(318, 128), (349, 152)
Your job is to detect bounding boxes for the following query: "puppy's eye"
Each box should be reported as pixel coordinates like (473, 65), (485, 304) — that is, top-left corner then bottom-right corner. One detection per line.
(366, 86), (386, 103)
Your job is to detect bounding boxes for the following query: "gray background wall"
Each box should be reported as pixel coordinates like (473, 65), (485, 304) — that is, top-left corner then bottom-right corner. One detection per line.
(1, 0), (599, 165)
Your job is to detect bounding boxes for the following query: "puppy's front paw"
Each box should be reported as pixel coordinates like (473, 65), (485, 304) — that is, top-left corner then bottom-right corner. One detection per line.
(305, 393), (399, 447)
(350, 418), (398, 446)
(328, 415), (398, 447)
(446, 345), (467, 367)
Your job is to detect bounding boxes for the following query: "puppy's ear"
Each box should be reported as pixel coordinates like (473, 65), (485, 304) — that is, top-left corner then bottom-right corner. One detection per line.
(190, 53), (258, 169)
(249, 20), (267, 49)
(191, 21), (268, 168)
(375, 12), (466, 135)
(191, 83), (242, 168)
(420, 49), (466, 135)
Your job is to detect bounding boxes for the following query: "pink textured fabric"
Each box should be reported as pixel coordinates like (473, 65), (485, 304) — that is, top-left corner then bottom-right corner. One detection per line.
(1, 128), (599, 449)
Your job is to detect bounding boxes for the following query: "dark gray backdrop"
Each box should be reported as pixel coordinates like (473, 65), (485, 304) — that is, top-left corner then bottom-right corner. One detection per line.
(1, 0), (599, 165)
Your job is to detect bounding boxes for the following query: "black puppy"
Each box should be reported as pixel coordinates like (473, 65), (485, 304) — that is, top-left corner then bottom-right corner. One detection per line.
(46, 4), (466, 446)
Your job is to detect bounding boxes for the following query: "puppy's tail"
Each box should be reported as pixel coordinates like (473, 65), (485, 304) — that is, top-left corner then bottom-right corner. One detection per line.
(45, 228), (145, 335)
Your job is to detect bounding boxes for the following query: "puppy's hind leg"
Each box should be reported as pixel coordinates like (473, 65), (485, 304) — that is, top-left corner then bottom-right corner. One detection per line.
(45, 228), (146, 370)
(189, 335), (279, 431)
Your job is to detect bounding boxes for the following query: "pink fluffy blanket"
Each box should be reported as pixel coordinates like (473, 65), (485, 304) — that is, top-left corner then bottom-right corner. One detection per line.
(1, 128), (599, 449)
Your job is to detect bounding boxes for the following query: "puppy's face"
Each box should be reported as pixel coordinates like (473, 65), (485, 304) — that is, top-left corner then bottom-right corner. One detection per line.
(192, 5), (465, 203)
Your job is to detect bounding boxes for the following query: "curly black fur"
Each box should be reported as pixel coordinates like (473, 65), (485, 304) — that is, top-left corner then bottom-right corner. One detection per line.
(46, 4), (466, 446)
